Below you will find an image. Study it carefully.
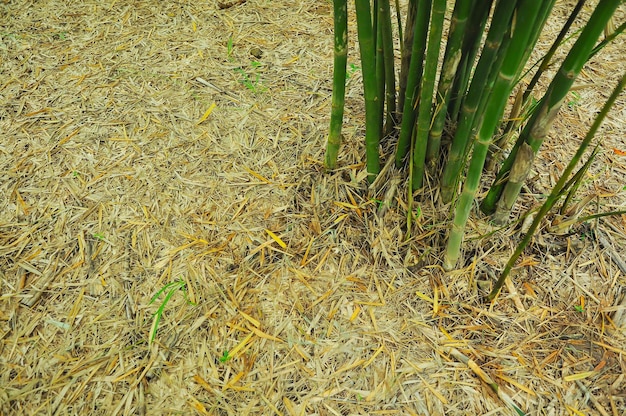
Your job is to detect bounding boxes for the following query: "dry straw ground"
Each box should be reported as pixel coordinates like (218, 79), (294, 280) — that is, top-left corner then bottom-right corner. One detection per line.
(1, 0), (625, 415)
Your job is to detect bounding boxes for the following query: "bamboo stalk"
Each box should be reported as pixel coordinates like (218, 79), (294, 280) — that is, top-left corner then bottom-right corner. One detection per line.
(324, 0), (349, 170)
(398, 0), (417, 115)
(394, 0), (431, 167)
(376, 0), (386, 141)
(559, 146), (598, 215)
(426, 0), (473, 168)
(355, 0), (382, 181)
(522, 0), (585, 105)
(439, 0), (517, 203)
(411, 0), (447, 190)
(487, 71), (626, 301)
(378, 0), (397, 135)
(490, 0), (577, 164)
(589, 19), (625, 59)
(447, 0), (493, 122)
(481, 0), (622, 214)
(486, 86), (526, 172)
(492, 142), (534, 225)
(444, 0), (543, 271)
(394, 0), (403, 51)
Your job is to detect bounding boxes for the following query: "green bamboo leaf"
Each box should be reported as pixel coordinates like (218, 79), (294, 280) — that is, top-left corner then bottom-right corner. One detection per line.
(149, 280), (195, 345)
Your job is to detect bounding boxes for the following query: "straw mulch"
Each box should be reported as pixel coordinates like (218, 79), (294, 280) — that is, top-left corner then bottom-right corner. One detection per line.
(1, 1), (625, 415)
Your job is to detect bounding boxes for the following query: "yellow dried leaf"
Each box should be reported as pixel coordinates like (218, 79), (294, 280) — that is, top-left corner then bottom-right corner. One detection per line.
(334, 201), (359, 210)
(265, 229), (287, 249)
(239, 310), (260, 328)
(244, 166), (272, 184)
(188, 397), (209, 415)
(333, 213), (349, 224)
(564, 371), (597, 382)
(193, 374), (212, 392)
(229, 332), (254, 358)
(415, 291), (433, 303)
(196, 103), (216, 125)
(349, 305), (361, 322)
(248, 325), (283, 342)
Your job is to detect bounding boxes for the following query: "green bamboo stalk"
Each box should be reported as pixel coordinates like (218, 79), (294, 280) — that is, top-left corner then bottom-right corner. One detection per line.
(324, 0), (349, 170)
(439, 0), (517, 203)
(426, 0), (474, 168)
(411, 0), (447, 190)
(355, 0), (382, 181)
(559, 145), (598, 215)
(522, 0), (586, 105)
(492, 142), (534, 225)
(372, 0), (379, 50)
(481, 0), (622, 215)
(448, 57), (470, 122)
(398, 0), (417, 115)
(519, 0), (558, 72)
(491, 0), (568, 162)
(395, 0), (431, 167)
(488, 0), (556, 172)
(379, 0), (397, 135)
(487, 87), (527, 172)
(444, 0), (543, 271)
(376, 0), (386, 141)
(394, 0), (403, 51)
(487, 71), (626, 301)
(569, 209), (626, 225)
(488, 0), (557, 216)
(425, 50), (461, 169)
(589, 20), (626, 59)
(447, 0), (493, 122)
(406, 127), (416, 239)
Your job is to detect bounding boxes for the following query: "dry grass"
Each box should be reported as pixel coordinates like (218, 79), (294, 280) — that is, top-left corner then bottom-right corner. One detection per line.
(1, 1), (625, 415)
